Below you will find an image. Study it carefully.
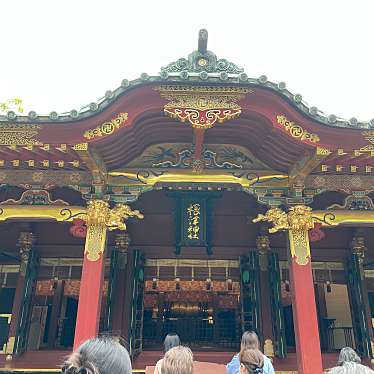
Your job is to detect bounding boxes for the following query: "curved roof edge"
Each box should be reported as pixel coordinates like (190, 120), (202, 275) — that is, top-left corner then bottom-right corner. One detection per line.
(2, 29), (373, 130)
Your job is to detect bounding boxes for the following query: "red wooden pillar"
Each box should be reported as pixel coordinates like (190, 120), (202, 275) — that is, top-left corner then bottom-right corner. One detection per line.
(73, 204), (109, 350)
(73, 251), (106, 349)
(288, 228), (323, 374)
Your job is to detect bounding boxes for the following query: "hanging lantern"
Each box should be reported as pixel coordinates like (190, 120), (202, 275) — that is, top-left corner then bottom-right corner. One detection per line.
(50, 265), (57, 291)
(285, 280), (290, 293)
(152, 307), (158, 319)
(53, 276), (58, 290)
(326, 281), (332, 293)
(206, 278), (212, 291)
(227, 278), (233, 291)
(175, 277), (181, 290)
(327, 267), (332, 293)
(152, 277), (158, 290)
(325, 265), (332, 293)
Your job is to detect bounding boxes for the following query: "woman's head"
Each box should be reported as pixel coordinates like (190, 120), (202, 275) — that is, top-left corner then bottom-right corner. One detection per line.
(241, 331), (260, 351)
(338, 347), (361, 365)
(62, 337), (131, 374)
(239, 348), (264, 374)
(163, 333), (181, 353)
(161, 346), (193, 374)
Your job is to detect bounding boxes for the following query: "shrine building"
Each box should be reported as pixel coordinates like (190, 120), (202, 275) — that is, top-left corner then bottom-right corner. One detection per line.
(1, 30), (374, 374)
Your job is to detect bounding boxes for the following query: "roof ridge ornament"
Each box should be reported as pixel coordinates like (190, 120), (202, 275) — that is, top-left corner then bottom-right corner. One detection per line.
(198, 29), (208, 54)
(160, 29), (244, 77)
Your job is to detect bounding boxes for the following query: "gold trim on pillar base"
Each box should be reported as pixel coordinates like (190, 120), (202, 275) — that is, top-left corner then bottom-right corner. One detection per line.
(5, 336), (15, 355)
(253, 205), (314, 266)
(0, 314), (12, 353)
(264, 339), (274, 359)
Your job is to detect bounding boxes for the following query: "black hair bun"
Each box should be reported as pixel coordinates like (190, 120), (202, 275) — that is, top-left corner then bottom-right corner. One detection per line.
(61, 351), (96, 374)
(62, 365), (91, 374)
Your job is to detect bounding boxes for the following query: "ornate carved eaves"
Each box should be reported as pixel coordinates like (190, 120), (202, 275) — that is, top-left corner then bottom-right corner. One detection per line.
(0, 189), (69, 206)
(0, 123), (42, 146)
(156, 85), (251, 129)
(83, 112), (128, 140)
(305, 174), (374, 194)
(0, 169), (91, 187)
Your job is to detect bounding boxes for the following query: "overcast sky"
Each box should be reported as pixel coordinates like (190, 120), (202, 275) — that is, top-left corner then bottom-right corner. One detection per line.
(1, 0), (374, 121)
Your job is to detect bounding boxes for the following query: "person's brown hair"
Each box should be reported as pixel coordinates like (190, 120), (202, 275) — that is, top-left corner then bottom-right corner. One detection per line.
(241, 331), (260, 351)
(240, 348), (264, 374)
(161, 346), (193, 374)
(62, 337), (131, 374)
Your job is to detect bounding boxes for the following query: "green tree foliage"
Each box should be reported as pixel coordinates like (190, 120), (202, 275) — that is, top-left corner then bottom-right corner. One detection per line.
(0, 98), (24, 115)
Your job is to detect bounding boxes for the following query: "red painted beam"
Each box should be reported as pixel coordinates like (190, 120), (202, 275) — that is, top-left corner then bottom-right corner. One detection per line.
(289, 257), (323, 374)
(73, 251), (105, 350)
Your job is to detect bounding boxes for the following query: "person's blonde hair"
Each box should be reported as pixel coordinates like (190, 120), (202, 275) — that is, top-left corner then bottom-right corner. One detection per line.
(241, 331), (260, 351)
(240, 348), (264, 374)
(161, 346), (193, 374)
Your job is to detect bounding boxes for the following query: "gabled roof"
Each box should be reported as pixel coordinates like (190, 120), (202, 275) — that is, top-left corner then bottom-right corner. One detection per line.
(1, 29), (373, 129)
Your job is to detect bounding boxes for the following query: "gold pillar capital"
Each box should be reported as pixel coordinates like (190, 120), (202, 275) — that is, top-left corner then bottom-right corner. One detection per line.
(82, 200), (143, 262)
(253, 205), (314, 233)
(84, 200), (110, 227)
(83, 199), (144, 231)
(253, 205), (314, 266)
(287, 205), (314, 231)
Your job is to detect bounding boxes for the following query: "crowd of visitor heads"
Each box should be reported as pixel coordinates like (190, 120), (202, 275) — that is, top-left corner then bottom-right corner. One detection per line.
(61, 334), (374, 374)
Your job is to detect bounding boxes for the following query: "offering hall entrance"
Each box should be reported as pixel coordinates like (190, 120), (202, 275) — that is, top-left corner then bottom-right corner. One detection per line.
(142, 259), (241, 350)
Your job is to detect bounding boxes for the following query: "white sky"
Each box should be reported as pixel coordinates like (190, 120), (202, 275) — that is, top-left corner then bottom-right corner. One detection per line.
(1, 0), (374, 121)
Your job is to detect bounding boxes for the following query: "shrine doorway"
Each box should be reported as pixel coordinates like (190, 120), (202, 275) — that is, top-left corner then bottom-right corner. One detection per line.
(142, 260), (241, 351)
